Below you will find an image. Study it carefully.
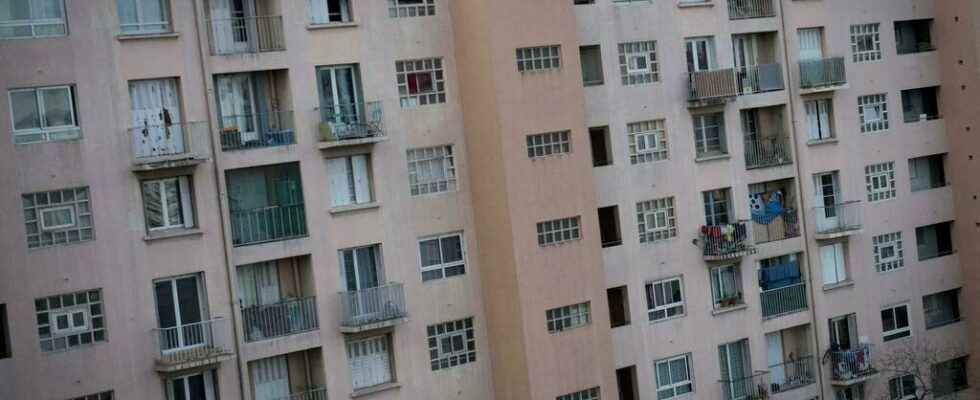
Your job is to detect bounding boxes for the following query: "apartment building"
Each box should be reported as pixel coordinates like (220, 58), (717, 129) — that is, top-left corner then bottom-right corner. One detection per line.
(0, 1), (973, 400)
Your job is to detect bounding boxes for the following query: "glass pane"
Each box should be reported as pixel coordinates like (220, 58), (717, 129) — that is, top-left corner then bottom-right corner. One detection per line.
(41, 87), (73, 127)
(356, 247), (379, 288)
(419, 239), (442, 267)
(154, 281), (177, 328)
(171, 378), (187, 400)
(143, 181), (163, 229)
(176, 277), (201, 324)
(10, 91), (40, 131)
(33, 0), (64, 20)
(164, 179), (182, 227)
(117, 0), (137, 25)
(441, 235), (463, 262)
(188, 373), (206, 400)
(0, 0), (32, 21)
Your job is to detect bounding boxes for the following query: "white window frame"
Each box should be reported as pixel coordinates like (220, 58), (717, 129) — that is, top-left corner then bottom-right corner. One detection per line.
(142, 176), (194, 232)
(346, 334), (393, 390)
(516, 45), (562, 72)
(647, 277), (685, 322)
(889, 374), (917, 400)
(51, 307), (89, 335)
(710, 264), (742, 308)
(881, 303), (912, 341)
(309, 0), (352, 24)
(820, 242), (848, 286)
(407, 145), (457, 196)
(117, 0), (171, 34)
(0, 0), (68, 39)
(557, 387), (600, 400)
(693, 113), (725, 157)
(427, 317), (476, 371)
(35, 288), (106, 352)
(865, 161), (896, 202)
(388, 0), (435, 18)
(874, 232), (904, 272)
(805, 98), (834, 141)
(536, 216), (582, 246)
(526, 130), (570, 158)
(654, 353), (694, 399)
(327, 154), (373, 207)
(418, 232), (465, 281)
(628, 119), (668, 164)
(851, 23), (882, 63)
(23, 187), (94, 249)
(8, 85), (80, 144)
(858, 93), (889, 133)
(619, 40), (659, 85)
(545, 302), (591, 334)
(396, 58), (446, 108)
(39, 205), (76, 231)
(637, 197), (677, 243)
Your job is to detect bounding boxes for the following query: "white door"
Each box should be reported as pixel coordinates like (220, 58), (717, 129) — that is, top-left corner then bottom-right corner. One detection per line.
(210, 0), (251, 54)
(130, 79), (184, 157)
(217, 74), (259, 143)
(686, 38), (714, 72)
(820, 242), (847, 285)
(348, 336), (392, 390)
(799, 28), (824, 60)
(251, 356), (290, 400)
(733, 35), (759, 93)
(318, 65), (362, 137)
(814, 172), (840, 231)
(169, 372), (217, 400)
(766, 333), (786, 386)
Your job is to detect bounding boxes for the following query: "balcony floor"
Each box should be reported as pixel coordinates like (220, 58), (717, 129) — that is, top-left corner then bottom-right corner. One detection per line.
(339, 316), (407, 334)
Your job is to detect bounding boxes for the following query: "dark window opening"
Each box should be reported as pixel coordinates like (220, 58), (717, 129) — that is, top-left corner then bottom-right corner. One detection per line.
(908, 153), (946, 192)
(607, 285), (630, 328)
(0, 304), (9, 359)
(901, 86), (940, 122)
(916, 221), (953, 260)
(598, 206), (622, 248)
(580, 45), (604, 86)
(616, 365), (639, 400)
(895, 19), (934, 54)
(590, 126), (613, 167)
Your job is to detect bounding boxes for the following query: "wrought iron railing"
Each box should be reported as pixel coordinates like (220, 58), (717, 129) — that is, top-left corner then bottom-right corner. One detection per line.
(152, 318), (232, 367)
(316, 101), (384, 143)
(689, 68), (737, 102)
(728, 0), (775, 19)
(129, 121), (210, 163)
(720, 371), (769, 400)
(241, 297), (319, 342)
(799, 57), (847, 90)
(813, 200), (862, 236)
(339, 283), (407, 328)
(207, 15), (285, 55)
(827, 344), (876, 382)
(760, 282), (807, 319)
(745, 137), (791, 169)
(219, 111), (295, 151)
(230, 203), (308, 246)
(700, 221), (753, 259)
(273, 387), (328, 400)
(735, 64), (784, 95)
(769, 355), (816, 393)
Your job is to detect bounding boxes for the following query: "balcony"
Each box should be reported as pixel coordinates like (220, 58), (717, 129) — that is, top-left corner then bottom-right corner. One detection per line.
(720, 371), (769, 400)
(688, 68), (737, 106)
(760, 282), (807, 319)
(699, 222), (756, 261)
(769, 355), (816, 393)
(829, 344), (879, 386)
(727, 0), (775, 20)
(339, 283), (407, 333)
(219, 111), (295, 151)
(275, 387), (328, 400)
(735, 64), (784, 96)
(129, 121), (210, 172)
(248, 349), (327, 400)
(241, 296), (318, 342)
(153, 318), (235, 373)
(799, 57), (847, 93)
(745, 137), (791, 169)
(207, 15), (285, 55)
(813, 201), (863, 240)
(230, 204), (307, 246)
(315, 102), (386, 150)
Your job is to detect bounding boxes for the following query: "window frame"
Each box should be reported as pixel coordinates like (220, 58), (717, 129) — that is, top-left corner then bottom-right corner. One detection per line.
(646, 277), (685, 322)
(888, 374), (917, 400)
(873, 232), (904, 272)
(536, 216), (582, 246)
(858, 93), (889, 133)
(8, 85), (80, 144)
(39, 205), (76, 231)
(117, 0), (172, 35)
(637, 197), (677, 243)
(865, 161), (896, 202)
(654, 353), (694, 399)
(545, 302), (591, 334)
(388, 0), (435, 18)
(516, 45), (562, 73)
(309, 0), (353, 24)
(850, 23), (882, 62)
(418, 232), (466, 282)
(881, 303), (912, 341)
(407, 145), (457, 196)
(618, 40), (659, 85)
(51, 307), (89, 335)
(923, 288), (961, 329)
(23, 187), (95, 249)
(628, 119), (668, 164)
(693, 112), (726, 158)
(35, 288), (106, 352)
(526, 130), (571, 158)
(396, 58), (446, 107)
(556, 387), (600, 400)
(427, 317), (476, 371)
(141, 176), (195, 232)
(710, 264), (742, 309)
(0, 0), (68, 39)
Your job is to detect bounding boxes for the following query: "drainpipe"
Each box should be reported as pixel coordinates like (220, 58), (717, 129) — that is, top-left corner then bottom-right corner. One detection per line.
(776, 0), (827, 398)
(189, 0), (248, 398)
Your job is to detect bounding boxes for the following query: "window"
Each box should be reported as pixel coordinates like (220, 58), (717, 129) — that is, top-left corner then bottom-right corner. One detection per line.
(517, 45), (561, 72)
(589, 126), (612, 167)
(835, 385), (864, 400)
(607, 286), (630, 328)
(35, 289), (105, 352)
(396, 58), (446, 107)
(901, 87), (940, 122)
(617, 366), (639, 400)
(527, 130), (571, 158)
(310, 0), (352, 24)
(637, 197), (677, 243)
(858, 94), (889, 133)
(888, 374), (916, 400)
(804, 98), (834, 141)
(865, 161), (896, 202)
(895, 19), (933, 54)
(419, 232), (465, 281)
(820, 242), (848, 286)
(0, 304), (9, 358)
(388, 0), (434, 17)
(546, 302), (591, 334)
(850, 23), (881, 62)
(916, 221), (953, 260)
(932, 357), (968, 396)
(618, 40), (659, 85)
(923, 289), (960, 329)
(646, 277), (685, 322)
(685, 37), (716, 72)
(23, 187), (94, 249)
(327, 154), (374, 207)
(141, 177), (194, 232)
(710, 264), (743, 309)
(574, 0), (595, 4)
(908, 154), (946, 191)
(702, 188), (731, 226)
(347, 334), (394, 389)
(8, 85), (80, 144)
(67, 391), (115, 400)
(537, 216), (581, 246)
(407, 145), (456, 196)
(693, 113), (726, 158)
(881, 304), (911, 341)
(873, 232), (904, 272)
(654, 354), (693, 399)
(580, 45), (604, 86)
(0, 0), (67, 38)
(557, 387), (600, 400)
(628, 119), (668, 164)
(427, 317), (476, 370)
(598, 206), (622, 248)
(117, 0), (169, 34)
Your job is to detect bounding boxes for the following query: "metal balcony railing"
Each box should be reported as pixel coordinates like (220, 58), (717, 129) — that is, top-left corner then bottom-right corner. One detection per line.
(273, 386), (328, 400)
(760, 282), (807, 319)
(219, 111), (295, 151)
(720, 371), (769, 400)
(207, 15), (285, 55)
(339, 283), (407, 329)
(728, 0), (775, 19)
(799, 57), (847, 90)
(769, 355), (816, 393)
(752, 208), (800, 243)
(689, 68), (737, 102)
(129, 121), (210, 167)
(744, 137), (792, 169)
(813, 200), (862, 236)
(152, 318), (233, 369)
(316, 101), (384, 143)
(700, 221), (754, 260)
(241, 297), (319, 342)
(828, 344), (877, 383)
(735, 64), (785, 95)
(230, 203), (308, 246)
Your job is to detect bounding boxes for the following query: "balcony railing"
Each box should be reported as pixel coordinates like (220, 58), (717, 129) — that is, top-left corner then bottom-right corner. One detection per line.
(735, 64), (784, 95)
(129, 121), (211, 169)
(728, 0), (775, 19)
(316, 101), (385, 145)
(813, 200), (862, 237)
(700, 221), (755, 260)
(219, 111), (295, 151)
(800, 57), (847, 90)
(720, 371), (769, 400)
(273, 386), (328, 400)
(153, 318), (234, 371)
(760, 282), (807, 319)
(230, 203), (308, 246)
(769, 355), (816, 393)
(828, 344), (877, 384)
(241, 297), (319, 342)
(745, 137), (792, 169)
(689, 68), (737, 102)
(207, 15), (285, 55)
(339, 283), (407, 330)
(752, 208), (800, 243)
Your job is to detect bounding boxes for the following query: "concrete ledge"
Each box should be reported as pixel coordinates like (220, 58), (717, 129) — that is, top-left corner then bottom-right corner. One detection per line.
(117, 32), (180, 41)
(350, 382), (400, 398)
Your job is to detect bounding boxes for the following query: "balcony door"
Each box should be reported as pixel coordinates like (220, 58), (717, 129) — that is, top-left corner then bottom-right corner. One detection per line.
(829, 314), (858, 351)
(685, 37), (715, 72)
(814, 172), (840, 231)
(169, 371), (217, 400)
(130, 78), (184, 157)
(317, 65), (364, 137)
(238, 262), (281, 307)
(798, 28), (824, 61)
(154, 274), (207, 352)
(733, 35), (760, 93)
(719, 339), (751, 399)
(766, 333), (786, 388)
(216, 73), (260, 143)
(210, 0), (254, 54)
(340, 246), (382, 321)
(251, 355), (290, 400)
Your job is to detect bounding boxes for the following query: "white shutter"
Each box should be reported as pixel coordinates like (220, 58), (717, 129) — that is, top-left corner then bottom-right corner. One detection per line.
(327, 157), (352, 206)
(799, 28), (824, 60)
(352, 155), (371, 203)
(251, 355), (290, 400)
(820, 243), (846, 285)
(833, 243), (847, 282)
(818, 99), (832, 139)
(348, 336), (392, 389)
(179, 176), (195, 228)
(805, 101), (820, 140)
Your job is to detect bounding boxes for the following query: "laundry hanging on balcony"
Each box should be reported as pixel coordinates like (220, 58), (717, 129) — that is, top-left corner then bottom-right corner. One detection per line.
(749, 190), (785, 224)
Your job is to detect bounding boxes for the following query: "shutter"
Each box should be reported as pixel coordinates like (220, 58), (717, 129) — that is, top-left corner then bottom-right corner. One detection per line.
(251, 355), (290, 400)
(805, 101), (820, 140)
(179, 176), (195, 228)
(818, 100), (832, 139)
(820, 244), (838, 285)
(834, 243), (847, 282)
(847, 314), (859, 348)
(352, 155), (371, 203)
(327, 157), (351, 206)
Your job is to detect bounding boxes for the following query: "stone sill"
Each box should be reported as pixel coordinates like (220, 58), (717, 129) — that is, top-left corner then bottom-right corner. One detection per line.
(329, 202), (381, 215)
(807, 137), (838, 146)
(712, 304), (748, 316)
(695, 153), (731, 163)
(678, 1), (713, 8)
(144, 228), (203, 242)
(117, 32), (180, 41)
(350, 382), (400, 398)
(307, 22), (359, 31)
(822, 280), (855, 292)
